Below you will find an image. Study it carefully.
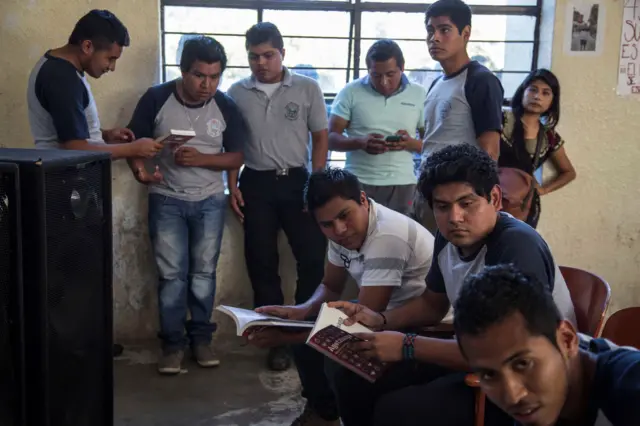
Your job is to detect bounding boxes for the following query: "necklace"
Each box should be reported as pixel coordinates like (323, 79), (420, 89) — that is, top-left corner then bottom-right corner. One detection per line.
(178, 81), (209, 131)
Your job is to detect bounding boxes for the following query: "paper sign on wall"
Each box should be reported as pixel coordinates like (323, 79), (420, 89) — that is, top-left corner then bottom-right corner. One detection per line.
(617, 0), (640, 95)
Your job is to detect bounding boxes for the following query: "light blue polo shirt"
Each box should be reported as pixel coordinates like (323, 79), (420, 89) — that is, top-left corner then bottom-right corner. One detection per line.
(331, 75), (426, 186)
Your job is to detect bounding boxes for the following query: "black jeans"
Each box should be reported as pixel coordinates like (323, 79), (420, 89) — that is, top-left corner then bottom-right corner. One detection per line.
(240, 167), (337, 420)
(239, 167), (327, 307)
(325, 359), (514, 426)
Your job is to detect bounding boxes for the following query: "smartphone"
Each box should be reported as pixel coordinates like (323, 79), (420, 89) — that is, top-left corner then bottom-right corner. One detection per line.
(385, 135), (401, 144)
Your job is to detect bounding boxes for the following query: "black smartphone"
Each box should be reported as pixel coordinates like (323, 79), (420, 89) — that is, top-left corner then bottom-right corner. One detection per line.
(385, 135), (401, 143)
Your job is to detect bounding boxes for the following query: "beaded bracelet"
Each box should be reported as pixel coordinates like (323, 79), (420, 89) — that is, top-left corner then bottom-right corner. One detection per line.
(402, 333), (417, 360)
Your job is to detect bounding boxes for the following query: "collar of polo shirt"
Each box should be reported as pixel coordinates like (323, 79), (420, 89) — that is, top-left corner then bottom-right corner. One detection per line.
(243, 66), (294, 90)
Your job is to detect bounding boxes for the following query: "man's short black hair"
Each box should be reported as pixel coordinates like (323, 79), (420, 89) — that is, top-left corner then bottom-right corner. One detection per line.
(418, 144), (498, 208)
(365, 39), (405, 69)
(180, 36), (227, 73)
(454, 264), (562, 355)
(245, 22), (284, 51)
(425, 0), (472, 34)
(68, 9), (130, 49)
(305, 167), (362, 214)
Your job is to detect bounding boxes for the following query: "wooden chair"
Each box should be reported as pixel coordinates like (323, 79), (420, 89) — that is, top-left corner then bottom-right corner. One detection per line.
(601, 307), (640, 349)
(467, 265), (612, 426)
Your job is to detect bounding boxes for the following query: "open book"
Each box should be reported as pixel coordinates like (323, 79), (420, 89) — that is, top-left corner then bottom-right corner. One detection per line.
(216, 305), (315, 337)
(306, 303), (388, 383)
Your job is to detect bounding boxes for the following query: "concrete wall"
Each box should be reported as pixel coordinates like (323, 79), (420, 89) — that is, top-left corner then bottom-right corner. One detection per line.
(1, 0), (638, 343)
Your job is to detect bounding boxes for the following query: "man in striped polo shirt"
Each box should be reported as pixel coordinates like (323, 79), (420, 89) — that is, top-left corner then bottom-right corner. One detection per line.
(246, 167), (435, 425)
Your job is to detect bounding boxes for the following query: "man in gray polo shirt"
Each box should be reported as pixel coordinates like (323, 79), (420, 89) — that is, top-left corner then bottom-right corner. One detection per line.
(226, 18), (330, 411)
(127, 36), (247, 375)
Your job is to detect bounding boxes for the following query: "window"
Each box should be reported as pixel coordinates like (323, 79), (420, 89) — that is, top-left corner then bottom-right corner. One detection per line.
(162, 0), (542, 166)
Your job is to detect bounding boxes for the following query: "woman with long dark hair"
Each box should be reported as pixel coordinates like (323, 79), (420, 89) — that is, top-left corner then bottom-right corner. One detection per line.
(500, 68), (576, 228)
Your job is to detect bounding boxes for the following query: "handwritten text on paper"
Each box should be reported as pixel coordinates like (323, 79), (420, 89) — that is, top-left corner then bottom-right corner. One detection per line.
(618, 0), (640, 95)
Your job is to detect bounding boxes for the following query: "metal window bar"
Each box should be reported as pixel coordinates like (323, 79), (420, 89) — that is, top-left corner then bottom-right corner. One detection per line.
(161, 0), (541, 94)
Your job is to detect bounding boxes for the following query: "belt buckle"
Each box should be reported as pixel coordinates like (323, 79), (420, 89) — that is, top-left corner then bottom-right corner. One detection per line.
(276, 168), (289, 176)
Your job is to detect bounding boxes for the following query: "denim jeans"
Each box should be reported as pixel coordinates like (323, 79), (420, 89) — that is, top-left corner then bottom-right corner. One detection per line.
(148, 192), (226, 352)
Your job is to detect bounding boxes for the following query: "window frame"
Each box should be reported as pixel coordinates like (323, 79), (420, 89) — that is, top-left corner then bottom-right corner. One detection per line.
(161, 0), (543, 102)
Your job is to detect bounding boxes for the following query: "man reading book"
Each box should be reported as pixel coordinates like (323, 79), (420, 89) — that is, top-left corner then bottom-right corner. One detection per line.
(454, 264), (640, 426)
(327, 144), (577, 426)
(246, 167), (435, 426)
(127, 36), (247, 375)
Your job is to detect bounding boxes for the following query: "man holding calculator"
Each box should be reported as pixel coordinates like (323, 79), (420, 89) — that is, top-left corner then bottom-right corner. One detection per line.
(328, 39), (426, 216)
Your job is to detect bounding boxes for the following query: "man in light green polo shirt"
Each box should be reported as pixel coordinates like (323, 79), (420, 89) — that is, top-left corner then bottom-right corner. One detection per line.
(328, 39), (426, 216)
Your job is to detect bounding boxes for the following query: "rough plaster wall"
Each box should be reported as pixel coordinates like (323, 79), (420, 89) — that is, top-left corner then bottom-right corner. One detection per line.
(539, 0), (640, 314)
(0, 0), (299, 342)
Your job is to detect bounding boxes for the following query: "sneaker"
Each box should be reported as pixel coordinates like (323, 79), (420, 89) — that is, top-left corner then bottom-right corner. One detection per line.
(192, 344), (220, 368)
(157, 350), (184, 375)
(291, 403), (341, 426)
(267, 346), (291, 371)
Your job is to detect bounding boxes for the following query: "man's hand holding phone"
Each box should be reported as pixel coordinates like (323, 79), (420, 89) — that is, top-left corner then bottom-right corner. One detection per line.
(387, 130), (423, 153)
(359, 133), (388, 155)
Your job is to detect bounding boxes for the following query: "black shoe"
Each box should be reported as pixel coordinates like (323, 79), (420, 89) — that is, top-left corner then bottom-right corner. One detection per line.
(267, 346), (291, 371)
(113, 343), (124, 357)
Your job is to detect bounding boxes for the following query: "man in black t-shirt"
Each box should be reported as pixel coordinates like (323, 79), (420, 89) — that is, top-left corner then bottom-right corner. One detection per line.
(455, 264), (640, 426)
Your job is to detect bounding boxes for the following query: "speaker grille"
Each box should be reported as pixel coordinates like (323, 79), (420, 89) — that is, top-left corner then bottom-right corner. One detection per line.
(44, 162), (108, 425)
(0, 167), (20, 425)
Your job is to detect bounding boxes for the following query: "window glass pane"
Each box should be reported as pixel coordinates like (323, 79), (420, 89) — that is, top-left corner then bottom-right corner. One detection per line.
(291, 69), (349, 94)
(361, 12), (425, 40)
(359, 40), (532, 73)
(283, 38), (350, 69)
(165, 66), (252, 92)
(263, 10), (350, 38)
(164, 6), (256, 34)
(164, 34), (247, 67)
(469, 41), (533, 71)
(498, 72), (528, 99)
(471, 15), (536, 41)
(361, 13), (536, 42)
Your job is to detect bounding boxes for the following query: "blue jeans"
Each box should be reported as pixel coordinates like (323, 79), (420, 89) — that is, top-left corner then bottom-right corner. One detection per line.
(148, 192), (226, 352)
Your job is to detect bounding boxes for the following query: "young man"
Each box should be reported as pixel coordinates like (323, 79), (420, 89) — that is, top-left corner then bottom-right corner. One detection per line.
(328, 144), (576, 426)
(127, 36), (247, 374)
(26, 9), (162, 358)
(455, 264), (640, 426)
(247, 167), (435, 425)
(27, 9), (162, 162)
(227, 22), (329, 372)
(329, 40), (426, 216)
(414, 0), (505, 232)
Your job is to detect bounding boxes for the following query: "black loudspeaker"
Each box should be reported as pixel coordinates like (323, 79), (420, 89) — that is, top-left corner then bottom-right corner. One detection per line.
(0, 162), (25, 425)
(0, 148), (113, 426)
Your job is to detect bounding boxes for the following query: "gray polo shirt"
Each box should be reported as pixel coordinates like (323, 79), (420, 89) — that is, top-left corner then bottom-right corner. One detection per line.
(227, 67), (328, 170)
(127, 80), (247, 201)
